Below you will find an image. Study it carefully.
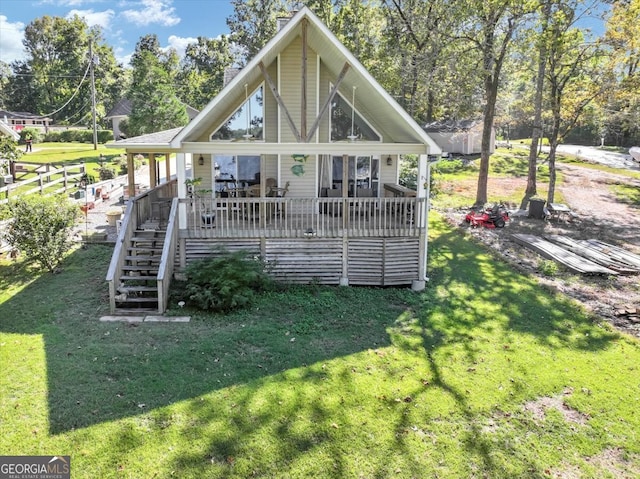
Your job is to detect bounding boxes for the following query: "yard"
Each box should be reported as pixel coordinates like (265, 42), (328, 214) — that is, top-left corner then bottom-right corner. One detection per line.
(1, 214), (639, 478)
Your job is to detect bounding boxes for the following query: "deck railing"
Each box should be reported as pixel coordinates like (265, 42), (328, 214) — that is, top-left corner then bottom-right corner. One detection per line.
(182, 196), (426, 238)
(156, 198), (179, 313)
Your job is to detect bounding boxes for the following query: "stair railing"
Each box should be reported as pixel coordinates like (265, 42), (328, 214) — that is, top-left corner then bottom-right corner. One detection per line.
(105, 199), (138, 314)
(156, 198), (179, 314)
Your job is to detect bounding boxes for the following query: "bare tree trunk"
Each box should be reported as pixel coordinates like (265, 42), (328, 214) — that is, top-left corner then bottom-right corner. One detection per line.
(519, 1), (551, 211)
(546, 115), (561, 205)
(475, 76), (498, 207)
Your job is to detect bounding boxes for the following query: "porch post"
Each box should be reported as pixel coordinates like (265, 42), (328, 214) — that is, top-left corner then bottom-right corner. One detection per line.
(149, 153), (157, 187)
(177, 153), (188, 230)
(413, 153), (428, 291)
(127, 152), (135, 199)
(340, 154), (349, 286)
(165, 153), (171, 183)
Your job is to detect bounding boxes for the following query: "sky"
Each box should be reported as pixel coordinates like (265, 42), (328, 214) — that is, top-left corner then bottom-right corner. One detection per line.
(0, 0), (609, 68)
(0, 0), (236, 66)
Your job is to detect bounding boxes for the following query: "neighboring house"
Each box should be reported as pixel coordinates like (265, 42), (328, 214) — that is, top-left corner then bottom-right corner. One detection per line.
(0, 110), (52, 133)
(423, 119), (494, 155)
(105, 98), (199, 140)
(106, 7), (441, 314)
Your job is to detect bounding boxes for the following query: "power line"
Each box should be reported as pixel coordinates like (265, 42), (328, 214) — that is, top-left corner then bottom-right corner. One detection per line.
(25, 62), (91, 119)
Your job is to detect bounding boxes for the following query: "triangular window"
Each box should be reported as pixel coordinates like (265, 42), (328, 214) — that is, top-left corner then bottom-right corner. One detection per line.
(211, 85), (264, 141)
(330, 86), (381, 142)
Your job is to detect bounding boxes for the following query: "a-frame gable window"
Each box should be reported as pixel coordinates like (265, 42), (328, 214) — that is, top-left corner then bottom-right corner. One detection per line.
(330, 85), (381, 142)
(211, 85), (264, 141)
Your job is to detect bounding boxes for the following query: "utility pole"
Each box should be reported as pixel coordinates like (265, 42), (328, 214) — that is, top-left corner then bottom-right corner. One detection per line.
(89, 40), (98, 150)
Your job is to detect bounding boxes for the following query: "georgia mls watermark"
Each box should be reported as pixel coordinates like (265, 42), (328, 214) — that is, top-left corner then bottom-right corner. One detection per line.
(0, 456), (70, 479)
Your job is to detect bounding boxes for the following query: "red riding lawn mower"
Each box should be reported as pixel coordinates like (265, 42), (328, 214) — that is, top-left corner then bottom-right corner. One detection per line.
(465, 203), (510, 229)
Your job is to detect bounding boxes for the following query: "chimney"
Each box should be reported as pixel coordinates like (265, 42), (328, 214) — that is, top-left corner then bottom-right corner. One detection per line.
(277, 10), (298, 31)
(223, 67), (241, 87)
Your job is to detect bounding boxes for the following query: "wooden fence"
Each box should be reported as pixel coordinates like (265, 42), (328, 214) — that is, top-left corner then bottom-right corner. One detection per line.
(0, 164), (86, 204)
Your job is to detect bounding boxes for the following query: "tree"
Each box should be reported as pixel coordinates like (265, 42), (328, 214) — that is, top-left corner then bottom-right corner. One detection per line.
(4, 15), (123, 129)
(454, 0), (535, 206)
(519, 0), (552, 210)
(227, 0), (289, 65)
(601, 0), (640, 146)
(544, 6), (604, 204)
(380, 0), (454, 122)
(126, 34), (189, 136)
(177, 36), (234, 110)
(3, 195), (79, 273)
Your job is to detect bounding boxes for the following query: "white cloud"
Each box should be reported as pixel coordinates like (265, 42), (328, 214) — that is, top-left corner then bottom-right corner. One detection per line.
(40, 0), (104, 5)
(67, 9), (115, 29)
(120, 0), (180, 27)
(164, 35), (197, 57)
(0, 16), (26, 64)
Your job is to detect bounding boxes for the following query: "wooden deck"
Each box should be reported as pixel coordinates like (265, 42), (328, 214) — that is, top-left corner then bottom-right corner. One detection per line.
(179, 196), (426, 239)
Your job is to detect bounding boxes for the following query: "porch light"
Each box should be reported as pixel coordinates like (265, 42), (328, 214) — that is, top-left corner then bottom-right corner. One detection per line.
(387, 156), (392, 166)
(198, 155), (204, 166)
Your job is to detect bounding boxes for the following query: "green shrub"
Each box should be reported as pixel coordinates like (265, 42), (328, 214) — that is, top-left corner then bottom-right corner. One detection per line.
(98, 166), (116, 180)
(181, 249), (273, 312)
(19, 127), (41, 144)
(43, 129), (113, 144)
(539, 259), (559, 277)
(3, 195), (79, 272)
(433, 158), (467, 174)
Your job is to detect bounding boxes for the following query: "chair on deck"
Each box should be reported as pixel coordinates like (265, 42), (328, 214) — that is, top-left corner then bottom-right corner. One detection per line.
(267, 181), (289, 218)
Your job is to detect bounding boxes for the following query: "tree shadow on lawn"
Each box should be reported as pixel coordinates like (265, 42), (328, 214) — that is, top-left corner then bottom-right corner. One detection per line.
(381, 226), (621, 476)
(0, 225), (622, 476)
(0, 245), (408, 435)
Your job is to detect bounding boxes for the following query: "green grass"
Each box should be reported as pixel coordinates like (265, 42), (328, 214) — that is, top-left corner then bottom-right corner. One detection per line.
(19, 142), (126, 180)
(1, 217), (639, 478)
(431, 150), (568, 207)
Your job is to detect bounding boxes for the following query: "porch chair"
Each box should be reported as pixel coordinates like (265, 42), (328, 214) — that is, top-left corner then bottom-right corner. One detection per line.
(266, 181), (289, 219)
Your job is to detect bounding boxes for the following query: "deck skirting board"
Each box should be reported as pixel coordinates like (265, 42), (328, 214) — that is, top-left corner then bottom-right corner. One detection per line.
(178, 237), (420, 286)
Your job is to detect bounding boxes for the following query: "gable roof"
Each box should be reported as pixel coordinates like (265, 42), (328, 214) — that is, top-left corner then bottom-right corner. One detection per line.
(105, 98), (133, 119)
(423, 119), (483, 133)
(171, 7), (440, 154)
(0, 110), (52, 122)
(106, 98), (199, 120)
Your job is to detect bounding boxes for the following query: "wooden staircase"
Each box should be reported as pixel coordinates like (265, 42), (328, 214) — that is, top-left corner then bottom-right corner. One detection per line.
(114, 222), (166, 314)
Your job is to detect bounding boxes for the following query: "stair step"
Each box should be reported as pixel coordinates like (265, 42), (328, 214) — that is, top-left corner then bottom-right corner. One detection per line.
(128, 246), (164, 253)
(117, 286), (158, 293)
(115, 296), (158, 304)
(125, 255), (161, 262)
(119, 276), (157, 282)
(131, 236), (164, 243)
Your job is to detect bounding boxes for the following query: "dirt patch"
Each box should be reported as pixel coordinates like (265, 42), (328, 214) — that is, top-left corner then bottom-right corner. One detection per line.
(522, 388), (589, 425)
(437, 162), (640, 338)
(550, 448), (640, 479)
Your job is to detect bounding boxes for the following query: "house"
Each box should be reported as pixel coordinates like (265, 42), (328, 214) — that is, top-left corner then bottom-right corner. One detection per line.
(105, 7), (441, 314)
(423, 119), (494, 155)
(0, 110), (52, 133)
(105, 98), (199, 140)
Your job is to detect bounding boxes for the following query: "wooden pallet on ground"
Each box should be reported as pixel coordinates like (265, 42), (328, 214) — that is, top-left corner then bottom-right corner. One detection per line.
(511, 234), (618, 275)
(544, 235), (640, 275)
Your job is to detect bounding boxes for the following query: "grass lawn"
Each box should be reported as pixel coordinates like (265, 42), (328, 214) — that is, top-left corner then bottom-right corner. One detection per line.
(17, 142), (126, 180)
(1, 216), (639, 478)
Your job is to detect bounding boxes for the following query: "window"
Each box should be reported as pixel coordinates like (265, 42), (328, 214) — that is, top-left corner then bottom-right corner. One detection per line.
(331, 156), (379, 196)
(211, 85), (264, 141)
(214, 155), (261, 192)
(330, 88), (381, 142)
